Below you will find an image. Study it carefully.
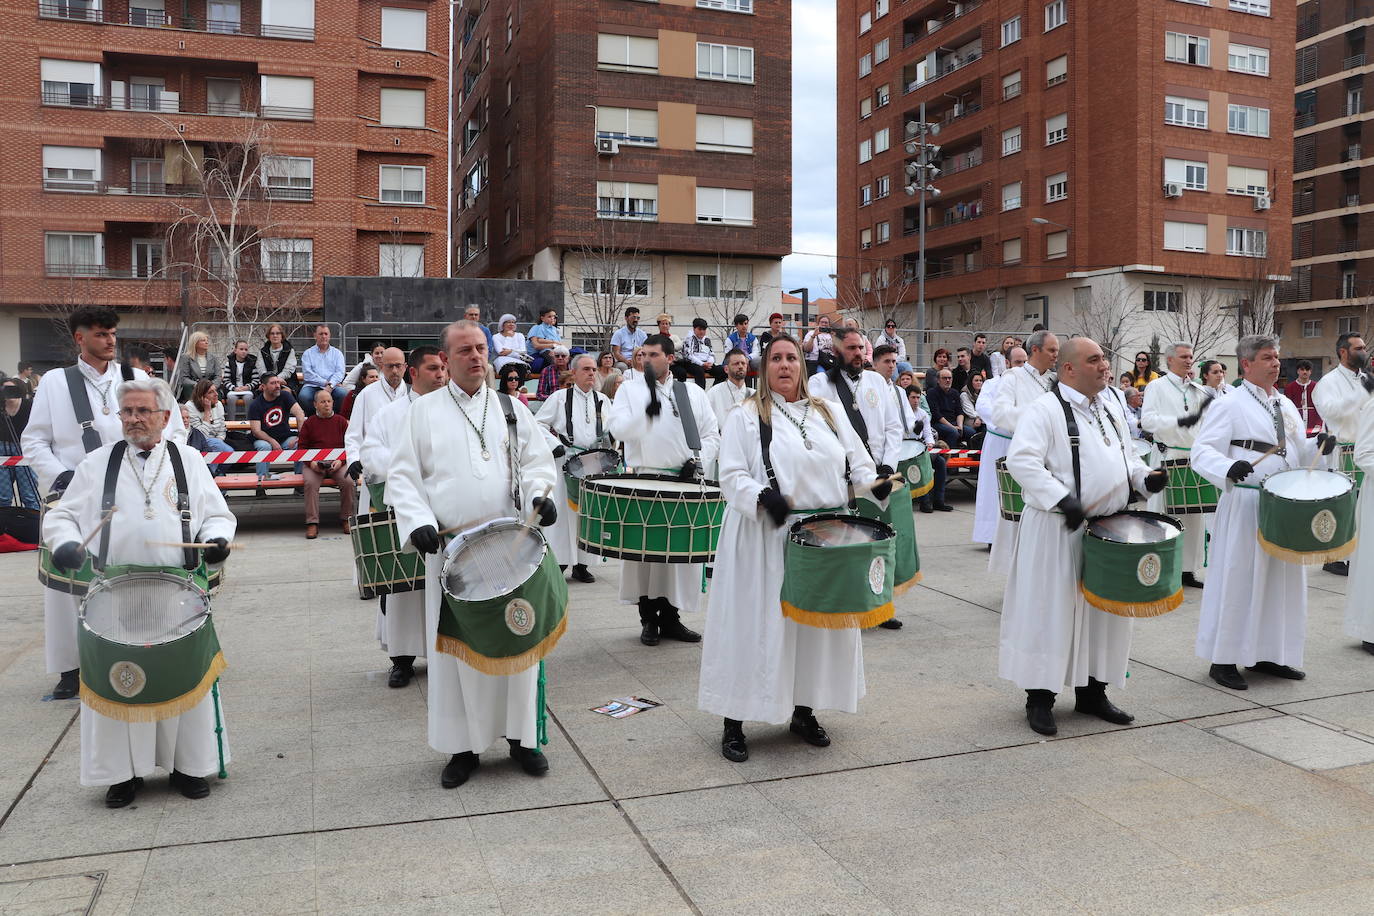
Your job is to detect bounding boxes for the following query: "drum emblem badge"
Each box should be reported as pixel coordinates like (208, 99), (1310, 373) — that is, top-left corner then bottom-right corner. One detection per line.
(505, 598), (536, 636)
(109, 661), (147, 698)
(864, 388), (879, 407)
(1136, 553), (1162, 588)
(1311, 509), (1338, 544)
(867, 557), (886, 595)
(164, 479), (179, 509)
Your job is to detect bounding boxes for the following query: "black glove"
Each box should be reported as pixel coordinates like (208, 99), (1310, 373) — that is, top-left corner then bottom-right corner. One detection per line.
(52, 541), (86, 571)
(875, 464), (894, 478)
(203, 537), (230, 564)
(912, 418), (925, 436)
(871, 477), (894, 501)
(532, 496), (557, 527)
(645, 396), (662, 418)
(1226, 460), (1254, 483)
(346, 461), (362, 482)
(1144, 469), (1168, 493)
(552, 445), (567, 459)
(1316, 432), (1338, 456)
(1176, 396), (1214, 429)
(411, 524), (440, 555)
(758, 487), (790, 527)
(1057, 495), (1086, 531)
(678, 458), (700, 481)
(52, 470), (74, 493)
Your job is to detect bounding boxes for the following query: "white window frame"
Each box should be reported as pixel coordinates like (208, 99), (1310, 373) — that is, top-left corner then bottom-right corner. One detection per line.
(1003, 238), (1022, 264)
(1045, 113), (1067, 145)
(696, 186), (753, 226)
(1164, 158), (1207, 191)
(697, 0), (753, 12)
(876, 221), (890, 244)
(1227, 43), (1269, 75)
(260, 74), (314, 120)
(1046, 55), (1067, 86)
(697, 42), (755, 83)
(1001, 126), (1022, 156)
(860, 228), (873, 250)
(686, 263), (753, 299)
(597, 34), (659, 73)
(1226, 104), (1270, 137)
(379, 87), (425, 128)
(599, 106), (660, 146)
(1226, 226), (1267, 257)
(1046, 171), (1068, 203)
(1044, 0), (1066, 32)
(1002, 181), (1022, 211)
(262, 155), (314, 200)
(876, 175), (890, 198)
(1163, 220), (1207, 252)
(1338, 314), (1360, 334)
(1045, 230), (1068, 259)
(1342, 272), (1359, 300)
(596, 181), (659, 221)
(1226, 165), (1268, 197)
(1228, 0), (1269, 15)
(380, 7), (427, 51)
(1143, 287), (1183, 313)
(260, 237), (313, 282)
(583, 259), (651, 297)
(42, 146), (101, 192)
(859, 10), (872, 34)
(1001, 16), (1021, 47)
(874, 38), (889, 64)
(860, 184), (873, 206)
(1003, 70), (1022, 100)
(379, 242), (424, 277)
(696, 113), (752, 153)
(379, 164), (425, 204)
(860, 96), (873, 119)
(859, 139), (872, 163)
(859, 54), (872, 77)
(873, 128), (890, 153)
(45, 231), (103, 275)
(1302, 319), (1322, 339)
(1165, 32), (1210, 66)
(1165, 95), (1207, 129)
(875, 83), (890, 107)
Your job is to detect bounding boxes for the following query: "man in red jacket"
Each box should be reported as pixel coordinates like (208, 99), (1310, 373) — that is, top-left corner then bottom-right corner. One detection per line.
(1283, 360), (1322, 435)
(298, 389), (355, 538)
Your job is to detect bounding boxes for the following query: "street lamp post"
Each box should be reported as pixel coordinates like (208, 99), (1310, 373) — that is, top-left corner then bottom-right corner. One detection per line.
(787, 287), (810, 331)
(904, 102), (941, 367)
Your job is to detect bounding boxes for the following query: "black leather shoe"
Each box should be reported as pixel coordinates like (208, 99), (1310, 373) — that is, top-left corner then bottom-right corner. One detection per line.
(721, 726), (748, 763)
(169, 770), (210, 799)
(508, 740), (549, 776)
(1075, 693), (1135, 725)
(441, 752), (480, 788)
(387, 664), (414, 688)
(1182, 572), (1204, 588)
(1209, 664), (1249, 690)
(1025, 704), (1057, 736)
(918, 501), (934, 514)
(934, 503), (954, 512)
(570, 564), (596, 583)
(878, 618), (903, 630)
(1324, 561), (1350, 576)
(105, 777), (142, 808)
(640, 623), (660, 646)
(658, 620), (701, 643)
(1363, 642), (1374, 656)
(51, 669), (79, 700)
(1247, 661), (1307, 680)
(789, 712), (831, 747)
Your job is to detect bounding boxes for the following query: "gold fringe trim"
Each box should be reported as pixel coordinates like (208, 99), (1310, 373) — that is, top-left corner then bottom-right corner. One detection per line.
(434, 611), (568, 675)
(566, 497), (580, 512)
(1256, 531), (1356, 566)
(79, 652), (227, 723)
(1080, 585), (1183, 619)
(781, 600), (894, 630)
(909, 480), (935, 499)
(892, 571), (923, 596)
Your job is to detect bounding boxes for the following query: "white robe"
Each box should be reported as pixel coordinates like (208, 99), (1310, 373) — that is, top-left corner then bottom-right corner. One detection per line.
(987, 364), (1056, 573)
(1313, 364), (1372, 472)
(361, 393), (427, 661)
(698, 399), (878, 723)
(385, 383), (557, 754)
(1346, 398), (1374, 643)
(809, 369), (904, 470)
(706, 381), (754, 480)
(1000, 384), (1149, 692)
(533, 386), (611, 568)
(1140, 373), (1213, 574)
(606, 375), (721, 610)
(973, 375), (1009, 544)
(1192, 381), (1316, 667)
(344, 377), (409, 514)
(42, 439), (236, 786)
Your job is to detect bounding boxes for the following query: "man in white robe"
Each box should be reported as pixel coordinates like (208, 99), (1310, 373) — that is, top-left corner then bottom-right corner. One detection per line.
(1311, 332), (1370, 575)
(360, 346), (446, 688)
(607, 335), (721, 646)
(23, 307), (183, 701)
(386, 322), (559, 788)
(344, 347), (409, 513)
(1140, 342), (1213, 588)
(1344, 393), (1374, 656)
(972, 346), (1026, 545)
(1193, 335), (1325, 690)
(1001, 338), (1162, 736)
(988, 331), (1060, 573)
(706, 348), (754, 431)
(534, 353), (612, 583)
(809, 327), (904, 474)
(44, 379), (234, 807)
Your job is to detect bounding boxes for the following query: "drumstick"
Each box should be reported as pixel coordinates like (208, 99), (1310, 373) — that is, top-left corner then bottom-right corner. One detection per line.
(146, 541), (241, 551)
(867, 474), (904, 494)
(77, 507), (117, 552)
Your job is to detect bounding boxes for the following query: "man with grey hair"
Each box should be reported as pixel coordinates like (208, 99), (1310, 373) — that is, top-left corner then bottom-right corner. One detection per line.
(344, 347), (409, 513)
(1191, 334), (1330, 690)
(1141, 341), (1211, 587)
(1312, 332), (1370, 575)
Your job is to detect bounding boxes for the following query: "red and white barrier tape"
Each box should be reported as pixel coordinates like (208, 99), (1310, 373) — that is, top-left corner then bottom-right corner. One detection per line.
(927, 448), (982, 457)
(1, 448), (346, 467)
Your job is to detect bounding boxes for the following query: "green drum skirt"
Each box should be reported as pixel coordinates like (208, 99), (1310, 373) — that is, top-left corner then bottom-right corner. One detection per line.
(1080, 511), (1185, 618)
(995, 457), (1024, 522)
(855, 488), (921, 595)
(1257, 468), (1357, 565)
(780, 513), (896, 629)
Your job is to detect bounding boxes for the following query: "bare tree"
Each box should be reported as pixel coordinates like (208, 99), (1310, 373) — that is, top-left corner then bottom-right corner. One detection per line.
(1158, 280), (1233, 359)
(1068, 275), (1139, 372)
(1233, 254), (1278, 338)
(830, 254), (918, 331)
(950, 286), (1024, 335)
(563, 217), (653, 348)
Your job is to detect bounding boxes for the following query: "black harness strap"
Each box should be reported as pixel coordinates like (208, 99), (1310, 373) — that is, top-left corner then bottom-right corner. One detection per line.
(1051, 386), (1083, 500)
(829, 368), (871, 456)
(64, 365), (104, 455)
(164, 443), (197, 571)
(563, 387), (604, 444)
(97, 441), (127, 571)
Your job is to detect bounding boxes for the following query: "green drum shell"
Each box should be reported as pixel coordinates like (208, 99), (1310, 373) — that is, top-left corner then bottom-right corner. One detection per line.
(1080, 511), (1185, 618)
(1257, 468), (1358, 564)
(899, 450), (935, 499)
(854, 487), (921, 593)
(577, 474), (724, 563)
(1162, 457), (1219, 515)
(351, 507), (426, 598)
(563, 448), (621, 512)
(1341, 444), (1365, 491)
(995, 457), (1024, 522)
(780, 513), (897, 628)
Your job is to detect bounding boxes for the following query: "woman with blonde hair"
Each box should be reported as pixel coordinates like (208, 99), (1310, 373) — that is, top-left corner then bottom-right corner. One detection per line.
(698, 335), (888, 763)
(176, 331), (222, 401)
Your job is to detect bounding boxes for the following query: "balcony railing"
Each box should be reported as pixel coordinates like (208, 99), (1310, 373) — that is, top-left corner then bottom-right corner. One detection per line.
(1338, 239), (1361, 252)
(905, 49), (983, 94)
(902, 0), (982, 47)
(596, 209), (659, 222)
(941, 147), (983, 175)
(41, 178), (314, 202)
(1344, 144), (1364, 162)
(1345, 52), (1368, 69)
(940, 101), (982, 125)
(41, 91), (310, 121)
(45, 262), (169, 279)
(1002, 81), (1021, 100)
(1295, 111), (1317, 129)
(902, 257), (983, 282)
(1347, 193), (1362, 207)
(37, 2), (315, 40)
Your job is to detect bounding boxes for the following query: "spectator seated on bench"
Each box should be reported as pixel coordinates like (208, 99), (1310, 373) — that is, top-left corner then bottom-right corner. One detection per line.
(184, 380), (233, 476)
(298, 389), (355, 539)
(248, 375), (304, 480)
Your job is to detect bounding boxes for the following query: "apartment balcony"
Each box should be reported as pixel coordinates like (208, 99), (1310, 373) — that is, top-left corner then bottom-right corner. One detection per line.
(37, 1), (314, 41)
(1338, 238), (1361, 253)
(1347, 193), (1362, 208)
(40, 90), (311, 122)
(901, 243), (983, 283)
(1295, 111), (1317, 129)
(902, 42), (983, 96)
(901, 0), (983, 50)
(42, 178), (311, 202)
(1345, 53), (1368, 69)
(902, 195), (985, 236)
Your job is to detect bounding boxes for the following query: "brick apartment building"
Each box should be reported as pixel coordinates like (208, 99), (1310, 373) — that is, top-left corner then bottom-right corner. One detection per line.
(837, 0), (1294, 370)
(0, 0), (448, 370)
(451, 0), (791, 337)
(1281, 0), (1374, 370)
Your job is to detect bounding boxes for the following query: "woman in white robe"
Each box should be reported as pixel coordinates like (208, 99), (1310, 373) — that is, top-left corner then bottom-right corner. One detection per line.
(698, 336), (880, 763)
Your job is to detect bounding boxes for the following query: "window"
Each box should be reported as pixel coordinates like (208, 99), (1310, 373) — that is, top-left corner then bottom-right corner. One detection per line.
(697, 187), (753, 225)
(1227, 104), (1269, 137)
(131, 238), (163, 278)
(380, 8), (426, 51)
(687, 263), (753, 299)
(1003, 71), (1022, 100)
(1226, 165), (1268, 196)
(1002, 181), (1022, 211)
(379, 87), (425, 127)
(1165, 32), (1210, 66)
(876, 176), (890, 198)
(1164, 220), (1207, 251)
(697, 42), (754, 83)
(1228, 44), (1269, 75)
(583, 259), (650, 297)
(260, 238), (312, 281)
(1228, 0), (1269, 14)
(598, 34), (659, 72)
(1044, 0), (1065, 31)
(40, 59), (102, 107)
(599, 106), (660, 146)
(379, 243), (424, 277)
(876, 0), (889, 17)
(696, 114), (752, 153)
(861, 228), (873, 249)
(873, 128), (890, 153)
(1343, 272), (1359, 300)
(1165, 95), (1207, 128)
(1002, 126), (1022, 156)
(859, 54), (873, 77)
(1045, 113), (1067, 145)
(1046, 172), (1068, 202)
(860, 97), (873, 119)
(1164, 158), (1207, 191)
(875, 83), (890, 107)
(874, 38), (889, 64)
(379, 164), (425, 204)
(260, 74), (314, 120)
(1046, 55), (1067, 86)
(260, 0), (313, 38)
(698, 0), (754, 11)
(263, 155), (313, 200)
(1226, 226), (1267, 257)
(859, 139), (872, 163)
(860, 272), (872, 292)
(1001, 16), (1021, 46)
(45, 232), (101, 275)
(1302, 319), (1322, 339)
(42, 146), (100, 191)
(1073, 287), (1091, 312)
(1348, 86), (1363, 117)
(597, 181), (658, 220)
(127, 77), (167, 112)
(1003, 238), (1022, 264)
(877, 221), (890, 243)
(129, 158), (163, 194)
(1339, 315), (1360, 334)
(860, 185), (872, 206)
(1045, 231), (1068, 258)
(1143, 287), (1182, 312)
(859, 11), (872, 33)
(206, 78), (241, 115)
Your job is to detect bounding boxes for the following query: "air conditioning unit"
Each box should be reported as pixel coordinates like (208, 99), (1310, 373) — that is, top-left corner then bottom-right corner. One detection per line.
(861, 241), (872, 250)
(1163, 182), (1183, 198)
(1253, 195), (1272, 211)
(595, 137), (620, 156)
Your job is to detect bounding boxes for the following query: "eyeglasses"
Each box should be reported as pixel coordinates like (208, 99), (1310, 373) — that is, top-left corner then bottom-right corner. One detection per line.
(118, 407), (162, 418)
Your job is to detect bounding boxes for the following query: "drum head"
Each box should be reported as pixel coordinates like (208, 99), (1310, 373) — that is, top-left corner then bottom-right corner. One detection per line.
(1088, 512), (1182, 545)
(565, 449), (620, 479)
(1133, 439), (1153, 461)
(1263, 468), (1353, 500)
(790, 514), (892, 547)
(442, 521), (547, 602)
(898, 439), (921, 461)
(81, 572), (210, 646)
(585, 474), (722, 498)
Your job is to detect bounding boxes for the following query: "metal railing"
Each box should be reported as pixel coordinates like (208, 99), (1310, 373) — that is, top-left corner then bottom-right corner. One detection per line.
(45, 262), (170, 279)
(41, 91), (313, 121)
(40, 179), (314, 202)
(37, 2), (315, 39)
(904, 48), (983, 94)
(902, 0), (982, 47)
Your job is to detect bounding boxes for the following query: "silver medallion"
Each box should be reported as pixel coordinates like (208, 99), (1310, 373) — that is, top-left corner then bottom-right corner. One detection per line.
(804, 440), (814, 450)
(481, 449), (491, 461)
(102, 406), (111, 415)
(144, 505), (155, 520)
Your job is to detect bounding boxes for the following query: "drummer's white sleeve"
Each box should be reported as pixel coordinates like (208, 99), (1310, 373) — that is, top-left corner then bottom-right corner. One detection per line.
(386, 405), (439, 546)
(1139, 379), (1180, 440)
(717, 407), (765, 518)
(533, 391), (565, 451)
(344, 390), (368, 466)
(185, 444), (237, 543)
(359, 405), (392, 475)
(690, 385), (721, 467)
(879, 383), (904, 468)
(513, 406), (559, 513)
(976, 379), (998, 427)
(1189, 396), (1238, 491)
(1356, 399), (1374, 474)
(40, 449), (103, 549)
(21, 373), (67, 492)
(1005, 400), (1070, 511)
(988, 370), (1021, 433)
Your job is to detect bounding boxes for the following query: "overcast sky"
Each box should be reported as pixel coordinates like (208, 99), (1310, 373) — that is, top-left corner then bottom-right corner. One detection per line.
(780, 0), (838, 302)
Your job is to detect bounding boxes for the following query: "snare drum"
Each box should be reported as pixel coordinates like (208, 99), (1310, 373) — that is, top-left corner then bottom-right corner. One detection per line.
(78, 566), (226, 721)
(351, 505), (426, 600)
(438, 519), (568, 674)
(897, 440), (935, 500)
(1162, 458), (1219, 514)
(577, 474), (725, 563)
(1080, 511), (1185, 618)
(855, 485), (921, 595)
(1340, 443), (1364, 490)
(1257, 468), (1357, 565)
(996, 457), (1024, 522)
(779, 513), (897, 629)
(1133, 439), (1154, 463)
(563, 448), (621, 512)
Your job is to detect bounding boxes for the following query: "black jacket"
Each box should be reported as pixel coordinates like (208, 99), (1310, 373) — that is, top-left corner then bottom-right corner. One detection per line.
(220, 353), (259, 395)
